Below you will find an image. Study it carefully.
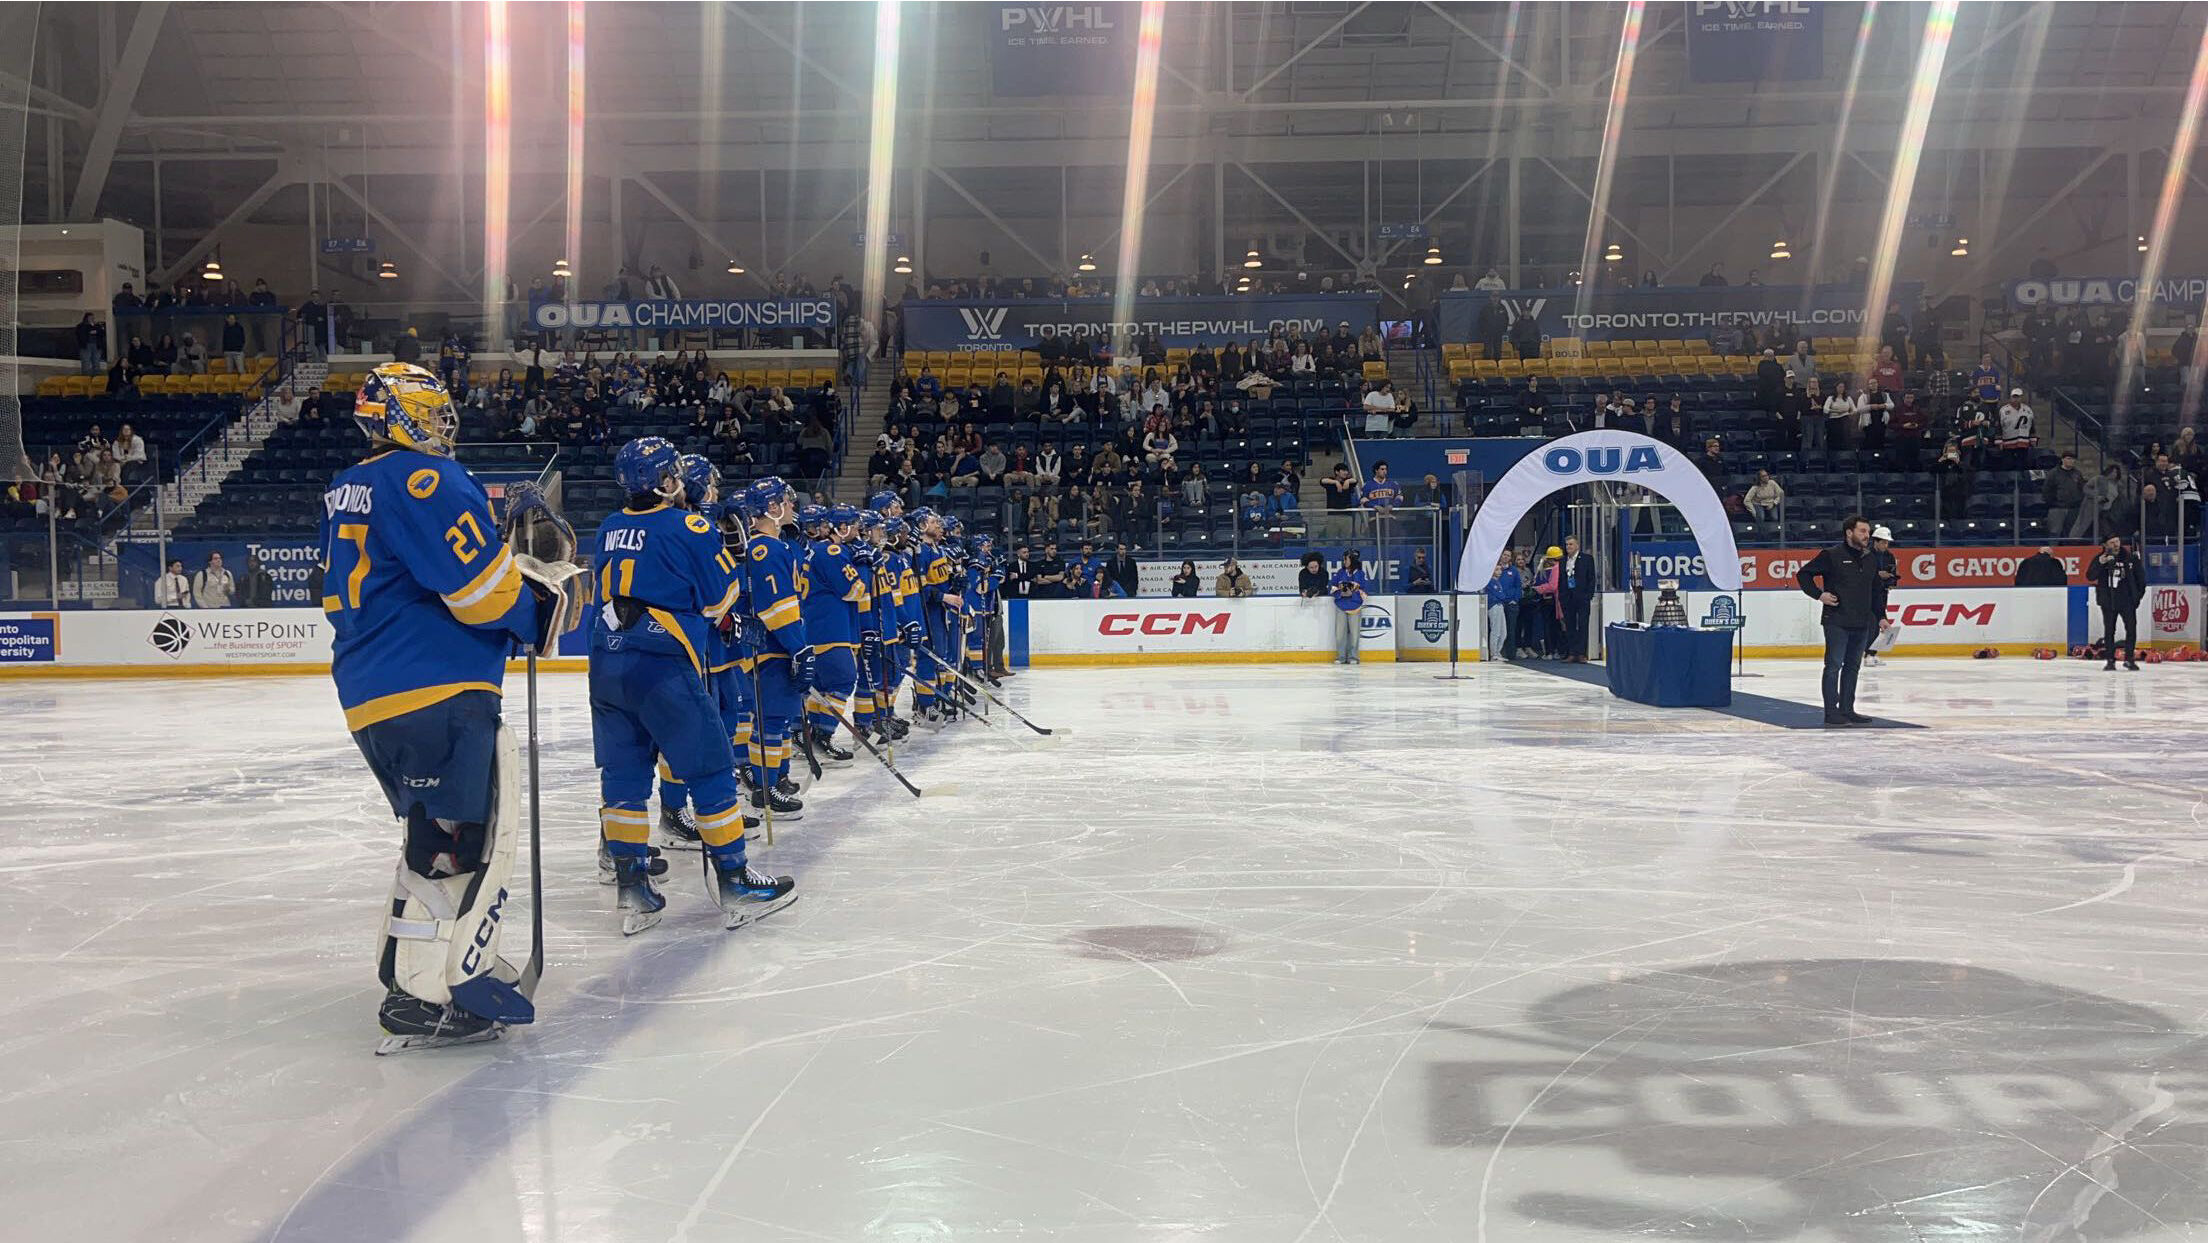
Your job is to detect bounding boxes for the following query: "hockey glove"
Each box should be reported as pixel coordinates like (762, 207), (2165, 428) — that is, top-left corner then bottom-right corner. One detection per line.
(518, 558), (592, 649)
(900, 620), (924, 645)
(791, 645), (819, 693)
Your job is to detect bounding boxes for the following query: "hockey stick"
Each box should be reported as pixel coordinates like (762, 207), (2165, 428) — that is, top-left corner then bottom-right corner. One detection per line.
(914, 644), (1066, 736)
(518, 644), (545, 999)
(748, 656), (773, 847)
(818, 699), (956, 798)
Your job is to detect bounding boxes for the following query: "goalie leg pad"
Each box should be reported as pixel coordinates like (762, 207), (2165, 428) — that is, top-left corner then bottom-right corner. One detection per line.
(378, 722), (534, 1026)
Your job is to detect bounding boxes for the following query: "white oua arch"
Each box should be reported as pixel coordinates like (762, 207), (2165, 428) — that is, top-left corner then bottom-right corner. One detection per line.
(1454, 429), (1745, 592)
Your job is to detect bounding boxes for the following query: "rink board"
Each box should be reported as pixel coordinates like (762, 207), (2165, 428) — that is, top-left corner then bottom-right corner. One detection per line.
(0, 587), (2190, 675)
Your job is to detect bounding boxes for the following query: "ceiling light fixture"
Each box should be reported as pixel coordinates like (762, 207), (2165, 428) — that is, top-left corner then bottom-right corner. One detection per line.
(1077, 254), (1097, 272)
(1769, 239), (1792, 260)
(893, 255), (913, 275)
(552, 257), (572, 278)
(1242, 243), (1263, 270)
(726, 258), (746, 275)
(1949, 237), (1970, 257)
(377, 260), (400, 280)
(1423, 243), (1443, 266)
(1603, 242), (1623, 263)
(2138, 234), (2151, 253)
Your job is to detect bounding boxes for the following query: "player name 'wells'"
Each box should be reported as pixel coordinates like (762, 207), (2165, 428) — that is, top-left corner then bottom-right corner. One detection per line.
(324, 483), (374, 518)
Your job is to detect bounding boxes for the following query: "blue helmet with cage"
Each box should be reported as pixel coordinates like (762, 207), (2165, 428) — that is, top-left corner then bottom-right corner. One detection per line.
(857, 510), (886, 536)
(614, 436), (682, 500)
(867, 490), (901, 513)
(973, 534), (994, 557)
(884, 516), (909, 542)
(798, 503), (829, 534)
(354, 362), (457, 456)
(746, 475), (793, 522)
(827, 502), (860, 529)
(946, 516), (966, 538)
(677, 453), (719, 507)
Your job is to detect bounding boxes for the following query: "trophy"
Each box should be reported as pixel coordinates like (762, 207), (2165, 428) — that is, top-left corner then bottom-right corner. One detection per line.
(1650, 578), (1689, 628)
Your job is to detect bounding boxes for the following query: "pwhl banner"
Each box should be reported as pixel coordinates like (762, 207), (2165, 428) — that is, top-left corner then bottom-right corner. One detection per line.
(1686, 1), (1822, 83)
(2006, 277), (2208, 310)
(990, 3), (1132, 97)
(902, 294), (1381, 351)
(1435, 283), (1920, 345)
(1627, 542), (2105, 591)
(527, 299), (836, 332)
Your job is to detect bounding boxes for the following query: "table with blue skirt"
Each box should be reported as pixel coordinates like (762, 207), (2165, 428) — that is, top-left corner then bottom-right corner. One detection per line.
(1604, 623), (1733, 707)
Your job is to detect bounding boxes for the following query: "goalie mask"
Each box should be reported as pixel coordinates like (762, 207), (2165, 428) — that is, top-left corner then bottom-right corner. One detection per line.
(355, 362), (458, 456)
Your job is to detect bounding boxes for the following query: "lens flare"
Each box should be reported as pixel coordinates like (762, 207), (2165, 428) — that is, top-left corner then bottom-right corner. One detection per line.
(564, 0), (586, 300)
(1857, 1), (1958, 365)
(2117, 18), (2208, 425)
(1109, 0), (1167, 356)
(1574, 0), (1643, 324)
(860, 0), (903, 337)
(483, 0), (511, 337)
(1807, 1), (1879, 293)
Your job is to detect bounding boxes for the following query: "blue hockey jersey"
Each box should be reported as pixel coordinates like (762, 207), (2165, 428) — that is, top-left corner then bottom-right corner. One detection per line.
(591, 502), (743, 674)
(801, 540), (869, 650)
(320, 449), (539, 732)
(742, 532), (810, 660)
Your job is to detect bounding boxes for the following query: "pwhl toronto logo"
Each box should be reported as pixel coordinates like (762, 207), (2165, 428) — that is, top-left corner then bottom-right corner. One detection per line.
(148, 615), (191, 656)
(1426, 959), (2208, 1239)
(958, 307), (1010, 340)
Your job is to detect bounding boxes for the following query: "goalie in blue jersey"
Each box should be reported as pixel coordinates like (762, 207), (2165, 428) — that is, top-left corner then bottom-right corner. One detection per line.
(321, 362), (588, 1051)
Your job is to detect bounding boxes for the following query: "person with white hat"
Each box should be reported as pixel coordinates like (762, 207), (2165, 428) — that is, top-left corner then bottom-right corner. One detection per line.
(1865, 524), (1902, 665)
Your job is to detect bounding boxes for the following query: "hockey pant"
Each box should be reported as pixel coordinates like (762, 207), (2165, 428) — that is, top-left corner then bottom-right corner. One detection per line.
(352, 689), (532, 1024)
(657, 662), (753, 811)
(963, 609), (986, 673)
(805, 644), (858, 740)
(748, 655), (805, 789)
(918, 607), (958, 707)
(590, 648), (751, 869)
(882, 636), (909, 713)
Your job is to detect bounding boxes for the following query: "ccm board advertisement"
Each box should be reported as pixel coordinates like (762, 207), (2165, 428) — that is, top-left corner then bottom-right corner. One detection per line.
(1017, 597), (1393, 663)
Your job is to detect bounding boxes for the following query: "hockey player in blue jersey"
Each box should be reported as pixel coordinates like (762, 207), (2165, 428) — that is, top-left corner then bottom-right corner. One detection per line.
(906, 509), (957, 723)
(876, 516), (921, 741)
(648, 452), (757, 851)
(799, 502), (869, 764)
(321, 362), (588, 1049)
(590, 437), (794, 934)
(964, 534), (998, 684)
(851, 510), (888, 741)
(735, 477), (814, 819)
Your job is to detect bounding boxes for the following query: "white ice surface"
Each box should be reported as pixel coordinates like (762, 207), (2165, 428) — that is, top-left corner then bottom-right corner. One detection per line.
(6, 659), (2208, 1243)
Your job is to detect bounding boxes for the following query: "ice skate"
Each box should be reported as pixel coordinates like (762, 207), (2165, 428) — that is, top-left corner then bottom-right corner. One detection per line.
(752, 782), (804, 821)
(615, 855), (667, 935)
(812, 725), (855, 766)
(599, 839), (669, 884)
(708, 850), (798, 930)
(375, 988), (504, 1055)
(659, 802), (703, 849)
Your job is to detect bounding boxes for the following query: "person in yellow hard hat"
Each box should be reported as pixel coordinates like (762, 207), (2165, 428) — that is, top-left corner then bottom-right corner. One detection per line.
(1529, 545), (1563, 657)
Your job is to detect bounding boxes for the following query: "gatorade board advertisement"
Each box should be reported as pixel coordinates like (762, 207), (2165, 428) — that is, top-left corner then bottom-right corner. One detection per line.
(1627, 544), (2104, 591)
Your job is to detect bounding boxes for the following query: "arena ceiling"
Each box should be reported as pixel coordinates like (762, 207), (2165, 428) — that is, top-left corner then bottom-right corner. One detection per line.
(17, 2), (2208, 285)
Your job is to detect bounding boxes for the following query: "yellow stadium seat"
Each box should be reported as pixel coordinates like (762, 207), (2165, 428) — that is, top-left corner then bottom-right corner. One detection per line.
(36, 376), (68, 397)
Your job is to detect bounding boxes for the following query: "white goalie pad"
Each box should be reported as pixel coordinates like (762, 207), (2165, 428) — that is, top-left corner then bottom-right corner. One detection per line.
(516, 554), (592, 642)
(378, 722), (534, 1025)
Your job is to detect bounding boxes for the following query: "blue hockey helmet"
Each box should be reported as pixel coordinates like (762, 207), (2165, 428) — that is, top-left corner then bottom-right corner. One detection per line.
(857, 510), (886, 535)
(946, 516), (966, 537)
(742, 475), (793, 522)
(867, 489), (901, 513)
(677, 453), (720, 506)
(798, 503), (829, 533)
(973, 534), (995, 556)
(354, 362), (457, 456)
(883, 516), (909, 541)
(614, 436), (682, 500)
(827, 502), (860, 529)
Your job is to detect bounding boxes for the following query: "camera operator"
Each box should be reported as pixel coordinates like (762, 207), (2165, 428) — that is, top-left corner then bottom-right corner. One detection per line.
(2086, 534), (2145, 671)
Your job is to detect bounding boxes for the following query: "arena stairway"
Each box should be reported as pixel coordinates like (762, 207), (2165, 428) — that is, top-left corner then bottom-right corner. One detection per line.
(829, 357), (897, 504)
(138, 360), (325, 533)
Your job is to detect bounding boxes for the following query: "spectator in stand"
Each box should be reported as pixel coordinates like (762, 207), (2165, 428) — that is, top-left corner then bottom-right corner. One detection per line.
(2177, 317), (2201, 391)
(152, 333), (179, 373)
(1996, 389), (2037, 466)
(1169, 560), (1200, 598)
(1856, 383), (1893, 453)
(1881, 302), (1911, 368)
(1508, 311), (1542, 361)
(1556, 535), (1595, 663)
(2043, 452), (2086, 537)
(2142, 480), (2177, 540)
(1401, 548), (1435, 593)
(297, 289), (328, 358)
(1518, 377), (1549, 435)
(1933, 439), (1973, 521)
(194, 552), (236, 609)
(1785, 339), (1817, 390)
(1359, 460), (1402, 511)
(1885, 391), (1929, 469)
(1868, 346), (1904, 399)
(1754, 348), (1786, 419)
(1652, 395), (1694, 449)
(113, 281), (142, 309)
(75, 312), (105, 375)
(1821, 379), (1857, 452)
(1297, 551), (1328, 598)
(1361, 381), (1398, 438)
(2090, 462), (2133, 538)
(2087, 535), (2145, 670)
(1482, 550), (1521, 662)
(155, 558), (192, 607)
(1477, 298), (1508, 362)
(1796, 515), (1880, 725)
(240, 554), (276, 608)
(1267, 481), (1300, 523)
(111, 423), (148, 485)
(1358, 323), (1386, 361)
(2013, 546), (2069, 587)
(1745, 469), (1785, 521)
(1695, 437), (1727, 484)
(1032, 541), (1067, 598)
(1216, 557), (1255, 597)
(1474, 267), (1507, 292)
(1698, 263), (1729, 287)
(1330, 551), (1372, 663)
(1110, 545), (1140, 599)
(978, 440), (1009, 486)
(1319, 462), (1357, 525)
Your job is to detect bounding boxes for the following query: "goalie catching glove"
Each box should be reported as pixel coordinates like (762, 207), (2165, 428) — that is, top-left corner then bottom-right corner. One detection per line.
(500, 481), (592, 648)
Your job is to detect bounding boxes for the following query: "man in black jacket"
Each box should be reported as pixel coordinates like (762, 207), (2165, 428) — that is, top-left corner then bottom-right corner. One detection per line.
(1796, 515), (1881, 725)
(2012, 546), (2068, 587)
(1557, 535), (1596, 662)
(2086, 535), (2145, 670)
